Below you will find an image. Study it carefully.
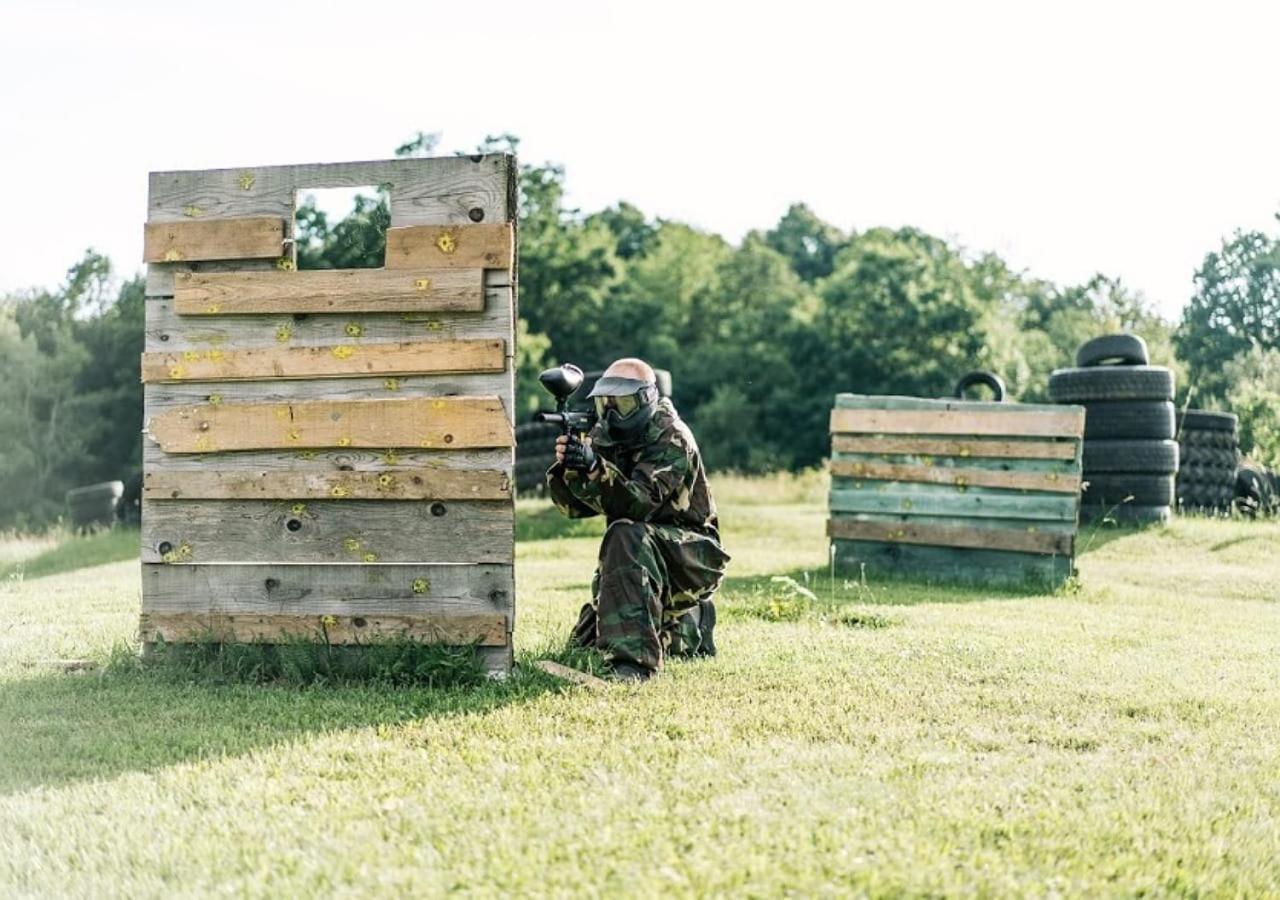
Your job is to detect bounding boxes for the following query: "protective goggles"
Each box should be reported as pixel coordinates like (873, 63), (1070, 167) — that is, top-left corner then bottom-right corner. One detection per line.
(593, 392), (644, 418)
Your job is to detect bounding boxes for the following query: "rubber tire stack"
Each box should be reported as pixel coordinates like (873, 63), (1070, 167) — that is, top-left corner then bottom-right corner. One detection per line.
(1049, 334), (1176, 525)
(1176, 410), (1239, 514)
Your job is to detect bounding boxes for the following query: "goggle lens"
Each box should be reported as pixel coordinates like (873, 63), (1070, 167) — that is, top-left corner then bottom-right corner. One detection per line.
(594, 392), (642, 418)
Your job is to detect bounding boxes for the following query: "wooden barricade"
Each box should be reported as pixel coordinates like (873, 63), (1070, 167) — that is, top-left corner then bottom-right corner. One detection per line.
(827, 394), (1085, 589)
(140, 156), (517, 675)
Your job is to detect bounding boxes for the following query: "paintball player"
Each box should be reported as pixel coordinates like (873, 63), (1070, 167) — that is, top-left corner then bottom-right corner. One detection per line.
(547, 358), (730, 682)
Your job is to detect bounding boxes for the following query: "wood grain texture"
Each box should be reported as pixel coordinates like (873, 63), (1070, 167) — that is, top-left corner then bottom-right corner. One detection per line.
(829, 459), (1081, 494)
(830, 407), (1085, 439)
(144, 467), (510, 501)
(147, 155), (512, 226)
(145, 287), (512, 350)
(172, 268), (485, 315)
(385, 224), (513, 270)
(827, 516), (1072, 555)
(143, 217), (285, 262)
(142, 445), (512, 475)
(831, 435), (1079, 461)
(142, 499), (512, 564)
(139, 612), (508, 646)
(829, 487), (1079, 521)
(141, 562), (514, 616)
(146, 396), (513, 453)
(141, 339), (506, 383)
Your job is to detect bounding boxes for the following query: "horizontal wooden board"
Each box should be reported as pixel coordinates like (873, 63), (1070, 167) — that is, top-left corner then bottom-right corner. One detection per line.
(141, 562), (514, 616)
(830, 407), (1085, 439)
(144, 467), (510, 501)
(148, 155), (512, 227)
(139, 612), (508, 646)
(172, 268), (485, 315)
(831, 539), (1073, 590)
(827, 516), (1072, 556)
(385, 224), (513, 270)
(147, 260), (510, 300)
(144, 217), (285, 263)
(830, 459), (1080, 494)
(145, 287), (512, 350)
(143, 499), (512, 564)
(141, 339), (505, 383)
(831, 435), (1078, 461)
(146, 396), (512, 453)
(142, 445), (512, 475)
(829, 487), (1079, 521)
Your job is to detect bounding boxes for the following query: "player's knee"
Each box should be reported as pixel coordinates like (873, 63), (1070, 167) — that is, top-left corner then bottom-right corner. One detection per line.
(601, 518), (648, 557)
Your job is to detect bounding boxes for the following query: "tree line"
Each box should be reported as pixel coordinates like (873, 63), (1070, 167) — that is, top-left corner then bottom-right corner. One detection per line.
(2, 132), (1277, 529)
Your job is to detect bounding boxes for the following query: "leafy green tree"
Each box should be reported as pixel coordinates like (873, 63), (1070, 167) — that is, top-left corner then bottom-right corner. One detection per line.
(1224, 345), (1280, 468)
(764, 203), (847, 282)
(1177, 222), (1280, 400)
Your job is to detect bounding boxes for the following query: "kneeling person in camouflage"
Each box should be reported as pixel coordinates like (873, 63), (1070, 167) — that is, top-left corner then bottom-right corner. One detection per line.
(548, 358), (729, 681)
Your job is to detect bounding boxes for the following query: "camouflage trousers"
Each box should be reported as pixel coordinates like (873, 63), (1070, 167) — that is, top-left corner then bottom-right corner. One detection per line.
(569, 519), (730, 671)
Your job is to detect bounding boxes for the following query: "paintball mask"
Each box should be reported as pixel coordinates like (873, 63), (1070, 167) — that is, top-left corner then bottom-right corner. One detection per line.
(587, 375), (659, 443)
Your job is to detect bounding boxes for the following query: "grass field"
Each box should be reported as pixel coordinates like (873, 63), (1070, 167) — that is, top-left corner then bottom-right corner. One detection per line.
(2, 474), (1279, 896)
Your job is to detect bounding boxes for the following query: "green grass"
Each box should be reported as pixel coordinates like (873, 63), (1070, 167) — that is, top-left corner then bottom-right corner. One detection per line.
(0, 526), (138, 582)
(2, 481), (1279, 895)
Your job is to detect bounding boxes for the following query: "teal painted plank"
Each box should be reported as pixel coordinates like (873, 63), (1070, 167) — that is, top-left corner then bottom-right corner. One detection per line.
(828, 512), (1077, 537)
(832, 451), (1079, 476)
(831, 538), (1073, 590)
(829, 486), (1079, 521)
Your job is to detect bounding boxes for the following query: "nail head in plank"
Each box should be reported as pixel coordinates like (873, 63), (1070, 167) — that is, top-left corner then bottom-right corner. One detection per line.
(173, 268), (485, 315)
(141, 339), (506, 383)
(139, 612), (508, 646)
(146, 395), (513, 452)
(143, 217), (286, 263)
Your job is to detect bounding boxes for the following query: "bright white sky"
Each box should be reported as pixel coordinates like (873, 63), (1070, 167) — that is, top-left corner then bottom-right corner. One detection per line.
(1, 0), (1277, 318)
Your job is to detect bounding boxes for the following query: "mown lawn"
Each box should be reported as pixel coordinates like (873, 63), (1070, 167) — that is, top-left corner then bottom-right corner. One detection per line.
(1, 474), (1278, 896)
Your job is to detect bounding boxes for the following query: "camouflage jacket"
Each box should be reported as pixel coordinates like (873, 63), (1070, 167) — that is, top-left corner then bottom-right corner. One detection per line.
(547, 399), (720, 536)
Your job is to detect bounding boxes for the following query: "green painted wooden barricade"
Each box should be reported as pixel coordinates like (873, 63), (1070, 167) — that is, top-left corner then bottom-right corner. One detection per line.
(827, 394), (1086, 589)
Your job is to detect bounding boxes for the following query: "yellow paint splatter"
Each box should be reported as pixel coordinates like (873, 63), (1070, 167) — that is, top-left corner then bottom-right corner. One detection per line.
(291, 503), (307, 516)
(161, 551), (176, 563)
(205, 303), (222, 314)
(276, 325), (292, 342)
(275, 257), (295, 271)
(412, 578), (428, 594)
(286, 428), (301, 442)
(344, 538), (360, 552)
(320, 614), (337, 628)
(194, 436), (213, 452)
(414, 278), (431, 291)
(435, 231), (457, 254)
(207, 394), (223, 406)
(337, 436), (351, 447)
(432, 400), (445, 410)
(331, 345), (355, 359)
(419, 440), (433, 448)
(168, 365), (185, 379)
(298, 450), (316, 460)
(205, 349), (224, 361)
(344, 322), (363, 337)
(382, 450), (400, 465)
(383, 377), (400, 391)
(182, 350), (201, 362)
(377, 473), (394, 488)
(330, 485), (348, 498)
(274, 407), (290, 420)
(238, 171), (256, 190)
(424, 320), (443, 331)
(362, 552), (379, 563)
(164, 248), (183, 262)
(182, 205), (204, 218)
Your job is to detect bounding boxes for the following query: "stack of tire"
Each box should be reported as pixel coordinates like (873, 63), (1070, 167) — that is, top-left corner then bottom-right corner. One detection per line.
(514, 369), (673, 496)
(1175, 410), (1239, 514)
(1048, 334), (1177, 525)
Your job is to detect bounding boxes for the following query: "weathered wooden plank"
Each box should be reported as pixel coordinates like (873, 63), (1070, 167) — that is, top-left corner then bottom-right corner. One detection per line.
(139, 612), (508, 647)
(143, 217), (286, 263)
(172, 268), (485, 315)
(830, 459), (1080, 494)
(146, 396), (512, 453)
(831, 539), (1073, 589)
(142, 499), (512, 564)
(142, 445), (512, 475)
(144, 467), (510, 501)
(827, 516), (1072, 556)
(141, 339), (506, 383)
(834, 393), (1069, 415)
(829, 406), (1085, 438)
(831, 435), (1078, 461)
(829, 487), (1078, 521)
(147, 260), (511, 299)
(141, 562), (514, 616)
(147, 155), (512, 226)
(385, 224), (513, 270)
(145, 287), (513, 350)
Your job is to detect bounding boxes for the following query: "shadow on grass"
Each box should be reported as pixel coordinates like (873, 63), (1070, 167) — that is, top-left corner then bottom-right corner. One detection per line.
(0, 528), (138, 581)
(0, 650), (575, 797)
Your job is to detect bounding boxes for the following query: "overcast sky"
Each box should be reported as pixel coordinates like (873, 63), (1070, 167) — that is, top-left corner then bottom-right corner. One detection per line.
(1, 0), (1277, 318)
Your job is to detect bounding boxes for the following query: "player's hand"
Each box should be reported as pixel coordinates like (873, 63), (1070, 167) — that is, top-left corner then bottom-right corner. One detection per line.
(561, 436), (599, 474)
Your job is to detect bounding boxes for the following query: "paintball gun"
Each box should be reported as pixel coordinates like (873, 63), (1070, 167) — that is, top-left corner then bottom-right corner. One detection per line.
(533, 364), (596, 439)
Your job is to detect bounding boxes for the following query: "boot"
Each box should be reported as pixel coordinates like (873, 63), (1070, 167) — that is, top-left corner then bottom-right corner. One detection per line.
(696, 598), (717, 657)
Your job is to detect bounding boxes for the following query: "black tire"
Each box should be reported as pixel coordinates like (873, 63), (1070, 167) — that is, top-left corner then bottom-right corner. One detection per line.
(1083, 401), (1176, 440)
(954, 370), (1006, 402)
(1082, 439), (1179, 474)
(1179, 410), (1238, 433)
(1083, 474), (1175, 507)
(1076, 333), (1150, 368)
(1080, 504), (1172, 525)
(1048, 366), (1175, 403)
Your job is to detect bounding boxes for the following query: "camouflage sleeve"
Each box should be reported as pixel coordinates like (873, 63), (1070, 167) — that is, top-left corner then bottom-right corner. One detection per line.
(573, 437), (693, 521)
(546, 463), (603, 519)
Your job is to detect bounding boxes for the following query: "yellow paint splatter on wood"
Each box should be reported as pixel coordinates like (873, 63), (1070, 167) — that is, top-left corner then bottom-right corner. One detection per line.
(331, 345), (355, 359)
(168, 365), (185, 379)
(238, 171), (256, 190)
(362, 552), (379, 563)
(382, 450), (400, 465)
(182, 205), (204, 218)
(412, 578), (428, 594)
(344, 538), (360, 552)
(337, 436), (352, 447)
(194, 436), (213, 452)
(205, 303), (221, 314)
(183, 351), (201, 362)
(207, 394), (222, 407)
(344, 322), (363, 337)
(276, 324), (292, 342)
(377, 474), (394, 488)
(414, 278), (431, 291)
(330, 485), (348, 498)
(163, 249), (183, 262)
(275, 257), (295, 271)
(435, 232), (457, 254)
(383, 378), (400, 391)
(286, 428), (301, 442)
(291, 503), (307, 516)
